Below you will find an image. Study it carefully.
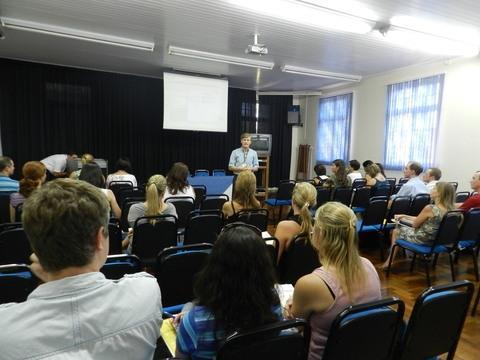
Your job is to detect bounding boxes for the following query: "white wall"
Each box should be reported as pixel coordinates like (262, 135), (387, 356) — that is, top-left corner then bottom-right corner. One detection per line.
(293, 57), (480, 192)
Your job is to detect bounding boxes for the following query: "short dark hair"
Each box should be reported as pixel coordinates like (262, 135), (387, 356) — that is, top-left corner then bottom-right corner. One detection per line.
(408, 161), (423, 176)
(314, 164), (326, 176)
(194, 225), (279, 333)
(79, 162), (105, 188)
(349, 160), (360, 171)
(114, 157), (132, 173)
(428, 167), (442, 180)
(0, 156), (13, 171)
(22, 179), (110, 272)
(362, 160), (373, 168)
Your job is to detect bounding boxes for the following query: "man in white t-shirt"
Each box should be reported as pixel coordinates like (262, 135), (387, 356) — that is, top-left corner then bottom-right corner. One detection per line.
(347, 159), (363, 183)
(41, 153), (78, 179)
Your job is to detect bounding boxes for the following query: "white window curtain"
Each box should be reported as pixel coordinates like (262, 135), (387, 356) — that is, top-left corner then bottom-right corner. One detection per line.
(316, 93), (352, 163)
(384, 74), (444, 170)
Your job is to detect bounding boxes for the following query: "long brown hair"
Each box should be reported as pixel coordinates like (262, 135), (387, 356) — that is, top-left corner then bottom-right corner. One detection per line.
(233, 171), (260, 209)
(166, 162), (190, 195)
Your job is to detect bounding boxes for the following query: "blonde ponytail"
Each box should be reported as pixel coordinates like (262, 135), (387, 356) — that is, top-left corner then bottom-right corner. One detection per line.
(292, 183), (316, 237)
(145, 175), (167, 216)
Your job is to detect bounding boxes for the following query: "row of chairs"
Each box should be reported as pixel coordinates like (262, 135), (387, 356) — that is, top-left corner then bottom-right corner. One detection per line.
(193, 169), (226, 177)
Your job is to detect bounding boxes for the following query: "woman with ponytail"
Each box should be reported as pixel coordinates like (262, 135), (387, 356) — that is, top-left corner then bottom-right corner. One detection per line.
(275, 182), (316, 263)
(286, 202), (381, 360)
(10, 161), (47, 222)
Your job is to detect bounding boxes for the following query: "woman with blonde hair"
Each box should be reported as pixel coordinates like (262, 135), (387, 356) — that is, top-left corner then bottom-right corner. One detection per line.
(381, 181), (456, 268)
(69, 153), (94, 180)
(222, 171), (260, 219)
(364, 163), (390, 196)
(287, 202), (381, 360)
(10, 161), (47, 222)
(275, 182), (317, 263)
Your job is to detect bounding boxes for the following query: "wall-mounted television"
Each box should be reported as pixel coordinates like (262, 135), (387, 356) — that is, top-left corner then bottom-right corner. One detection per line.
(250, 133), (272, 156)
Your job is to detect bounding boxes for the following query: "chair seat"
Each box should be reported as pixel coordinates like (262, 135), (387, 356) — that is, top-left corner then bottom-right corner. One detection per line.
(265, 199), (291, 207)
(458, 240), (477, 249)
(352, 207), (366, 213)
(396, 239), (449, 254)
(356, 220), (381, 233)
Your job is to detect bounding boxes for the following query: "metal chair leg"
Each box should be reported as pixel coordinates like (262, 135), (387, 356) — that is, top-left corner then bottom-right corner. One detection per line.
(423, 255), (431, 286)
(448, 253), (456, 281)
(409, 253), (417, 272)
(386, 244), (397, 276)
(471, 286), (480, 316)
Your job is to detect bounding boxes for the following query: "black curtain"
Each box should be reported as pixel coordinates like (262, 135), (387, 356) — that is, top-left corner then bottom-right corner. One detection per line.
(0, 58), (257, 184)
(258, 95), (293, 185)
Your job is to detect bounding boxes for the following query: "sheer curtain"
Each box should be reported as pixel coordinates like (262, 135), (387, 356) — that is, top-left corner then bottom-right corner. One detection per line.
(384, 74), (444, 170)
(316, 93), (352, 163)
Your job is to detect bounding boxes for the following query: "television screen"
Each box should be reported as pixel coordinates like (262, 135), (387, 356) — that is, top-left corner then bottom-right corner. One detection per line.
(250, 134), (272, 156)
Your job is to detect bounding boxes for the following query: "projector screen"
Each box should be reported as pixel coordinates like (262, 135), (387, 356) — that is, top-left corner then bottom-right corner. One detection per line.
(163, 72), (228, 132)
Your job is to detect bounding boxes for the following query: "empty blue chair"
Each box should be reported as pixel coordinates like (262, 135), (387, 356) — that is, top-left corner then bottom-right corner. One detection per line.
(265, 180), (295, 223)
(212, 169), (226, 176)
(194, 169), (209, 177)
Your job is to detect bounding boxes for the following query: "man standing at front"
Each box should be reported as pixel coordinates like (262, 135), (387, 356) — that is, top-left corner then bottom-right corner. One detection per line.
(0, 179), (162, 359)
(0, 156), (19, 193)
(228, 133), (259, 174)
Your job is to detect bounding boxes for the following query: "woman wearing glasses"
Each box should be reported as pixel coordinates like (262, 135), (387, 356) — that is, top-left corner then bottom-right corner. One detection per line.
(175, 224), (281, 359)
(286, 202), (381, 360)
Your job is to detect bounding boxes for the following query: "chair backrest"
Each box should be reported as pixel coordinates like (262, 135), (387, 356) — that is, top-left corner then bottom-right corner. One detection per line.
(351, 178), (366, 189)
(455, 191), (471, 203)
(276, 180), (296, 201)
(213, 169), (226, 176)
(315, 186), (331, 208)
(360, 197), (388, 228)
(371, 182), (392, 198)
(323, 297), (405, 360)
(398, 177), (409, 185)
(458, 207), (480, 242)
(0, 194), (12, 224)
(263, 236), (279, 265)
(0, 264), (37, 304)
(100, 254), (143, 280)
(192, 185), (207, 209)
(408, 193), (431, 216)
(386, 196), (411, 222)
(385, 177), (396, 187)
(109, 181), (134, 203)
(350, 186), (371, 209)
(392, 183), (403, 195)
(156, 243), (212, 307)
(120, 198), (144, 231)
(0, 228), (31, 265)
(216, 319), (310, 360)
(448, 181), (459, 191)
(117, 187), (145, 208)
(195, 169), (209, 177)
(237, 208), (269, 231)
(14, 203), (23, 222)
(332, 187), (353, 206)
(431, 210), (464, 248)
(184, 210), (224, 245)
(397, 280), (474, 360)
(108, 222), (123, 255)
(278, 235), (320, 285)
(165, 196), (195, 228)
(132, 215), (178, 265)
(201, 194), (229, 211)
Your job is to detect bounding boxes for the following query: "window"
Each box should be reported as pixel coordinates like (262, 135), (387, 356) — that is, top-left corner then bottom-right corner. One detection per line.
(316, 93), (352, 163)
(384, 74), (444, 170)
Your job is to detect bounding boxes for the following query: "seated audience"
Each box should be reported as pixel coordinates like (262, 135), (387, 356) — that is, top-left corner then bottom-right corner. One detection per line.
(286, 202), (381, 360)
(10, 161), (46, 222)
(390, 161), (428, 201)
(0, 179), (162, 358)
(458, 170), (480, 211)
(222, 171), (260, 220)
(365, 163), (390, 196)
(382, 182), (455, 268)
(362, 159), (374, 172)
(275, 182), (316, 263)
(376, 162), (387, 178)
(324, 159), (350, 188)
(105, 157), (138, 188)
(0, 156), (19, 193)
(176, 224), (281, 359)
(41, 153), (77, 179)
(69, 153), (94, 180)
(79, 162), (121, 219)
(164, 162), (195, 200)
(312, 164), (328, 186)
(347, 159), (362, 183)
(124, 175), (178, 249)
(423, 167), (442, 193)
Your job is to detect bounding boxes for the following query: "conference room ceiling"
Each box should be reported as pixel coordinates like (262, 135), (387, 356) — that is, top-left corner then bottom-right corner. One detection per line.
(0, 0), (479, 91)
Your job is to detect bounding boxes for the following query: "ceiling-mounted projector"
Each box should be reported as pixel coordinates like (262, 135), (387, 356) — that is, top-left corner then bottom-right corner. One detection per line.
(245, 34), (268, 55)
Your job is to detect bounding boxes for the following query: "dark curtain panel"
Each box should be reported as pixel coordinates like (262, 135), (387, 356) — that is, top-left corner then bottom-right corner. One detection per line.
(258, 95), (293, 186)
(0, 59), (256, 184)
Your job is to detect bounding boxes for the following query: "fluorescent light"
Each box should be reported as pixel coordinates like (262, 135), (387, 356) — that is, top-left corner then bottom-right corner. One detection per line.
(0, 17), (154, 51)
(168, 45), (274, 70)
(225, 0), (373, 34)
(281, 65), (362, 82)
(376, 28), (479, 58)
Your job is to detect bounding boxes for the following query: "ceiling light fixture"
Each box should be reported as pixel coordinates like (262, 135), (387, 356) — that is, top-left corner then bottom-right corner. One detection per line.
(225, 0), (373, 34)
(281, 65), (362, 82)
(0, 17), (154, 51)
(168, 45), (275, 70)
